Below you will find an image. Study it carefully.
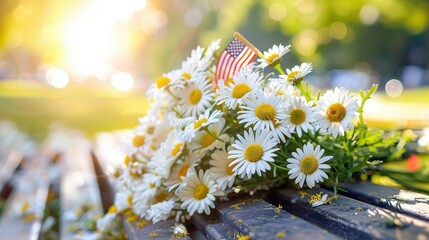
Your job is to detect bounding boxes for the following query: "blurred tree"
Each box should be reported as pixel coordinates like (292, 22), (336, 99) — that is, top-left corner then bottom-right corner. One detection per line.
(0, 0), (427, 85)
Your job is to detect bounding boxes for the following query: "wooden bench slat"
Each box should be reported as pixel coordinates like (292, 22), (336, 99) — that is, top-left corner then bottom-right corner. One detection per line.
(124, 218), (192, 240)
(337, 182), (429, 222)
(193, 212), (237, 240)
(191, 197), (341, 240)
(0, 153), (51, 240)
(271, 188), (429, 240)
(60, 144), (104, 239)
(0, 151), (23, 197)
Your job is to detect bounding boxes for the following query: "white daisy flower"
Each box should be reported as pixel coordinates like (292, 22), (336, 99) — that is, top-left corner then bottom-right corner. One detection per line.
(137, 114), (170, 151)
(182, 46), (205, 71)
(146, 70), (181, 99)
(178, 169), (223, 215)
(209, 148), (237, 191)
(287, 143), (333, 188)
(284, 96), (317, 137)
(201, 39), (221, 65)
(216, 69), (263, 110)
(176, 76), (215, 117)
(131, 195), (150, 218)
(147, 199), (175, 223)
(228, 128), (279, 179)
(257, 44), (291, 68)
(165, 152), (200, 191)
(117, 161), (146, 189)
(191, 118), (229, 153)
(268, 78), (300, 97)
(238, 89), (287, 131)
(13, 199), (36, 219)
(114, 188), (133, 212)
(122, 126), (147, 156)
(148, 132), (186, 179)
(181, 109), (223, 142)
(281, 62), (313, 84)
(316, 87), (358, 138)
(180, 61), (207, 83)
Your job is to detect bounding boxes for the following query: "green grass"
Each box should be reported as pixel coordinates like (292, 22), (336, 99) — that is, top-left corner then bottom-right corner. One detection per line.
(377, 87), (429, 105)
(0, 80), (150, 138)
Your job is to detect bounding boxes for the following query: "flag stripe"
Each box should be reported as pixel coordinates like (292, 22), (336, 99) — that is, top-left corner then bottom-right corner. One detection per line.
(215, 37), (257, 83)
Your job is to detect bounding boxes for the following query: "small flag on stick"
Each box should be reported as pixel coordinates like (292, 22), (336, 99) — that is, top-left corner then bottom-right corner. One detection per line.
(215, 32), (261, 84)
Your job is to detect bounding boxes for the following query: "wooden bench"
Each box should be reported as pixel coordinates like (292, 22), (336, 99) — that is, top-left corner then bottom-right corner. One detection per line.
(0, 152), (53, 240)
(59, 142), (106, 239)
(121, 182), (429, 240)
(0, 134), (109, 240)
(88, 134), (429, 240)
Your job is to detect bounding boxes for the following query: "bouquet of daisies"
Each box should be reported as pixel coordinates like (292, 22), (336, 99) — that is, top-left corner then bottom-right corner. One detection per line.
(98, 37), (397, 231)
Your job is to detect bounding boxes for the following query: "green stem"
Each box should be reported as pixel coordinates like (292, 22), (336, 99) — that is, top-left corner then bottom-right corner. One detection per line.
(296, 82), (312, 102)
(274, 64), (286, 75)
(269, 161), (289, 171)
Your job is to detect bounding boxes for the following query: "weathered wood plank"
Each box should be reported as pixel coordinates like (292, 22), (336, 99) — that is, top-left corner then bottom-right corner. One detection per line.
(0, 153), (51, 240)
(337, 182), (429, 222)
(192, 211), (237, 240)
(60, 143), (104, 239)
(0, 151), (23, 198)
(124, 218), (192, 240)
(191, 197), (341, 240)
(90, 151), (114, 213)
(271, 188), (429, 240)
(215, 197), (341, 240)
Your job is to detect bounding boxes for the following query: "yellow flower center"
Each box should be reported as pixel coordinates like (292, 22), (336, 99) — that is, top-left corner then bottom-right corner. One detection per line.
(227, 162), (237, 175)
(108, 205), (118, 214)
(178, 164), (189, 179)
(114, 169), (121, 178)
(155, 191), (169, 202)
(132, 135), (145, 147)
(300, 156), (319, 174)
(193, 184), (209, 200)
(182, 72), (191, 80)
(149, 183), (156, 189)
(123, 155), (131, 165)
(21, 202), (30, 212)
(232, 83), (251, 99)
(189, 89), (202, 105)
(255, 103), (276, 121)
(290, 109), (306, 125)
(194, 118), (208, 129)
(326, 103), (346, 123)
(156, 76), (170, 89)
(287, 71), (300, 81)
(200, 133), (216, 147)
(127, 194), (133, 206)
(266, 53), (279, 64)
(147, 126), (155, 135)
(244, 144), (264, 162)
(171, 143), (184, 157)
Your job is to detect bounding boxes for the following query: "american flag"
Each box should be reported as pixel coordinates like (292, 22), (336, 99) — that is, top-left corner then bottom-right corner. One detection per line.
(215, 37), (256, 83)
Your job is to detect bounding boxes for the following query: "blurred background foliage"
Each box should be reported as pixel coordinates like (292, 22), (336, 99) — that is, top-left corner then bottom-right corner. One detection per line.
(0, 0), (428, 137)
